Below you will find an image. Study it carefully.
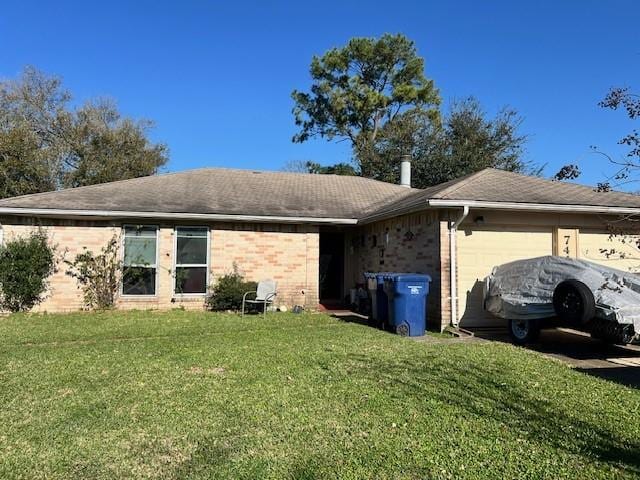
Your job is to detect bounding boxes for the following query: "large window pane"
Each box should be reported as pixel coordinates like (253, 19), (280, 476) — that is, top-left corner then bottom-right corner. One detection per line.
(174, 227), (208, 295)
(123, 226), (158, 295)
(177, 236), (207, 264)
(123, 267), (156, 295)
(124, 236), (157, 266)
(175, 267), (207, 294)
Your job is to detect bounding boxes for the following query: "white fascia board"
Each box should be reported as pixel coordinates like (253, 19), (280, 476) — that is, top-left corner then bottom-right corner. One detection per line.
(426, 199), (640, 216)
(0, 207), (358, 225)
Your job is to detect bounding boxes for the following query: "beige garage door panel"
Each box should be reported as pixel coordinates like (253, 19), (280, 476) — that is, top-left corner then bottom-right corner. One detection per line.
(457, 226), (554, 328)
(580, 231), (640, 273)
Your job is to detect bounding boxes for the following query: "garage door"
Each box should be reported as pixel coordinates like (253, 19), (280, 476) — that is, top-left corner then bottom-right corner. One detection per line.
(456, 225), (554, 328)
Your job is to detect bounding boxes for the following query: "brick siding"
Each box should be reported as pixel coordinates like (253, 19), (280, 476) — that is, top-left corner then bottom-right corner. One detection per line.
(0, 217), (319, 313)
(345, 211), (449, 330)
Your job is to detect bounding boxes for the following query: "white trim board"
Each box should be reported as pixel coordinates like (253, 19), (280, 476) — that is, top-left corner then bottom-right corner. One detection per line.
(426, 199), (640, 215)
(0, 207), (358, 225)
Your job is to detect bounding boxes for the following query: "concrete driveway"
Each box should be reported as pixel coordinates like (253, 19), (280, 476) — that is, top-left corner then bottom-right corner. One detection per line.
(472, 327), (640, 388)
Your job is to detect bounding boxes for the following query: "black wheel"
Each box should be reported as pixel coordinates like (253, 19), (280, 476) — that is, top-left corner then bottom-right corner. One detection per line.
(396, 324), (409, 337)
(553, 280), (596, 325)
(508, 318), (540, 345)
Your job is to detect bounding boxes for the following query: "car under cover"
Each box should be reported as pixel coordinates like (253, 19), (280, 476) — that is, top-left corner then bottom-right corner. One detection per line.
(484, 255), (640, 331)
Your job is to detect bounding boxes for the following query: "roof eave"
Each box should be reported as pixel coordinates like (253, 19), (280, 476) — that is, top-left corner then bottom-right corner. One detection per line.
(0, 207), (358, 225)
(426, 199), (640, 215)
(357, 198), (640, 225)
(356, 202), (431, 225)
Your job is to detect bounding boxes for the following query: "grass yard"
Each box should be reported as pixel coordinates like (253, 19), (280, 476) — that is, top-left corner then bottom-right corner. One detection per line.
(0, 311), (639, 479)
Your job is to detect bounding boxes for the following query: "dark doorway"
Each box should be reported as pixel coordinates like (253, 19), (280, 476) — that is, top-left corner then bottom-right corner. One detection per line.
(319, 232), (344, 303)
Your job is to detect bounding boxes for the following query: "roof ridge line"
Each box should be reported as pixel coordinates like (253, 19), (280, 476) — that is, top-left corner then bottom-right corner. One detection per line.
(435, 168), (493, 199)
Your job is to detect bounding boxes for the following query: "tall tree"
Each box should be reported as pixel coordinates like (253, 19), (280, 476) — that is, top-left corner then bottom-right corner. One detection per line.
(292, 36), (531, 186)
(355, 97), (531, 187)
(62, 100), (168, 188)
(0, 66), (168, 198)
(291, 34), (440, 176)
(414, 98), (531, 187)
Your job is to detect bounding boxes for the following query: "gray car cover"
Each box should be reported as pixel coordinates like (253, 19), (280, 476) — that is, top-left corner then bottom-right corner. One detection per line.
(484, 256), (640, 331)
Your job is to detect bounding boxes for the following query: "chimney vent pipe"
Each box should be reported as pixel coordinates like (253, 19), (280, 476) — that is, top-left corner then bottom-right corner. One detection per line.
(400, 155), (411, 188)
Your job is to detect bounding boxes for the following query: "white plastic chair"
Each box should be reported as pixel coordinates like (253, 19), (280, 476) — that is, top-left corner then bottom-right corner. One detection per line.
(242, 279), (277, 318)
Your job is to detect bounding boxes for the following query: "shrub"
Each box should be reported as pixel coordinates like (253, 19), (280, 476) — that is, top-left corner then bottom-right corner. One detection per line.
(0, 229), (56, 312)
(206, 268), (257, 311)
(65, 234), (121, 310)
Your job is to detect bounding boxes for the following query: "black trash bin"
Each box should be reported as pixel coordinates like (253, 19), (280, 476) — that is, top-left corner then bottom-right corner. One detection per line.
(364, 272), (392, 328)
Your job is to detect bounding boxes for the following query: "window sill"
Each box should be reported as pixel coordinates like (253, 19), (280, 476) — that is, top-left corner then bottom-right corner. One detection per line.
(120, 295), (159, 301)
(172, 295), (207, 302)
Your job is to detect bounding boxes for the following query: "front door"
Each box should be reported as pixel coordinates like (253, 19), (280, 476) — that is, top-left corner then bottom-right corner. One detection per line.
(319, 232), (344, 302)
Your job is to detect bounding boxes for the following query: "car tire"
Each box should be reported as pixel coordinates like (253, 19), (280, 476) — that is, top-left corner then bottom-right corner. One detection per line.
(508, 318), (540, 345)
(552, 279), (596, 325)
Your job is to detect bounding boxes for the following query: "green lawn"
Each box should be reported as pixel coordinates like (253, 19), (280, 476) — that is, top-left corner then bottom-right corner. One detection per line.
(0, 311), (639, 479)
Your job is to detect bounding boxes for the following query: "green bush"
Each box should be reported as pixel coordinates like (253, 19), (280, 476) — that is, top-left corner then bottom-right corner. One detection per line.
(65, 234), (121, 310)
(206, 269), (257, 311)
(0, 230), (56, 312)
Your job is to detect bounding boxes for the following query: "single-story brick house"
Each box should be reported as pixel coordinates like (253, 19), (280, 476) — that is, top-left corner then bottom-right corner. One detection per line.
(1, 164), (640, 331)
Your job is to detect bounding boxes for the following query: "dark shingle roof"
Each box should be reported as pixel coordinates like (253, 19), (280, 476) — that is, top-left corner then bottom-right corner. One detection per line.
(362, 168), (640, 221)
(0, 168), (417, 220)
(1, 167), (639, 223)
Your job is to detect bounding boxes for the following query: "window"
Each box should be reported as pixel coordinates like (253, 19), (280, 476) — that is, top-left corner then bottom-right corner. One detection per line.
(122, 226), (158, 295)
(174, 227), (209, 295)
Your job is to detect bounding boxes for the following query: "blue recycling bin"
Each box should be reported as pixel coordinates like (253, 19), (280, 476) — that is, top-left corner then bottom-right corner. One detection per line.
(383, 273), (431, 336)
(364, 272), (392, 328)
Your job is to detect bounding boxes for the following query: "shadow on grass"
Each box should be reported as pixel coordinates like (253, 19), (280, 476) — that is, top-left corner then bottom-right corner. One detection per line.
(330, 313), (371, 327)
(346, 351), (640, 475)
(473, 327), (640, 389)
(169, 435), (324, 480)
(575, 366), (640, 389)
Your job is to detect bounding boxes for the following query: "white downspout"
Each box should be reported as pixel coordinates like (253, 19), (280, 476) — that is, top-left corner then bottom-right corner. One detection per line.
(449, 205), (469, 327)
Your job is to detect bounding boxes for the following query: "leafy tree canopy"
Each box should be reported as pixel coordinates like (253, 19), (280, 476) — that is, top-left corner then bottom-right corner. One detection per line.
(411, 98), (532, 187)
(291, 35), (531, 187)
(293, 98), (532, 188)
(292, 33), (440, 174)
(0, 66), (168, 198)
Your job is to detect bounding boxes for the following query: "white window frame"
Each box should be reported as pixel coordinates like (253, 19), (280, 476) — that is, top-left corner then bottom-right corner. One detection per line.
(121, 224), (159, 298)
(173, 226), (211, 297)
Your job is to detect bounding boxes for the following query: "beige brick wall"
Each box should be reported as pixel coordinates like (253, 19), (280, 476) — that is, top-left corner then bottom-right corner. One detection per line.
(0, 217), (319, 313)
(209, 223), (319, 308)
(346, 211), (446, 330)
(0, 217), (121, 312)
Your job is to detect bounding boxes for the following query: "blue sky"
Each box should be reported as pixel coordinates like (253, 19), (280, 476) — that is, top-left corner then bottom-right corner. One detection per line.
(1, 1), (638, 188)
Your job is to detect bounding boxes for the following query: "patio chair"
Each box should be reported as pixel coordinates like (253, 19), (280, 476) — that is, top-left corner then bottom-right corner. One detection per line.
(241, 279), (277, 318)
